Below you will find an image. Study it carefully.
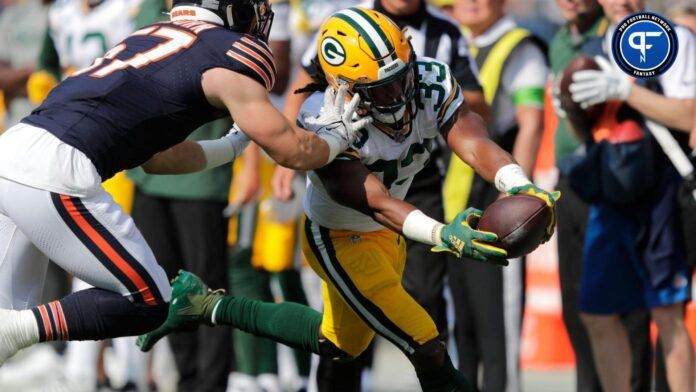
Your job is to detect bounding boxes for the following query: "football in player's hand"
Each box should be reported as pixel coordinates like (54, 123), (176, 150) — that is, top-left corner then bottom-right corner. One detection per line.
(477, 195), (551, 259)
(559, 55), (605, 141)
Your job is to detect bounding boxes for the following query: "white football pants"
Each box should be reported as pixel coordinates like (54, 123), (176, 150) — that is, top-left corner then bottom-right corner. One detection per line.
(0, 177), (171, 310)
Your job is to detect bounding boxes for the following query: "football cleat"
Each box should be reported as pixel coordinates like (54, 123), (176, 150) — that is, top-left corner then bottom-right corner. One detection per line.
(137, 270), (224, 352)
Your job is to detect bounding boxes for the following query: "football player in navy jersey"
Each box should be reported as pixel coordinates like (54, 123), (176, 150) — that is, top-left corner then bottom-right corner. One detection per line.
(0, 0), (370, 365)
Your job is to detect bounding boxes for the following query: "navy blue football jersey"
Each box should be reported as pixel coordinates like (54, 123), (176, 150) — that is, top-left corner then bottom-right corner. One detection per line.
(23, 20), (277, 181)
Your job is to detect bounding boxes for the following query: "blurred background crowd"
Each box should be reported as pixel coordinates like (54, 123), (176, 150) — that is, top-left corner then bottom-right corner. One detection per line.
(0, 0), (695, 391)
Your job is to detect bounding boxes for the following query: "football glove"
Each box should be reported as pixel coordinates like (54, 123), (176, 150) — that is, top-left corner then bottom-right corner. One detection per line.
(569, 56), (632, 109)
(507, 184), (561, 242)
(432, 207), (508, 266)
(304, 85), (372, 163)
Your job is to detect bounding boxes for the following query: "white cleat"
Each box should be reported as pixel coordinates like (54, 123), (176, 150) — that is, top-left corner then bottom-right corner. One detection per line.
(0, 309), (39, 367)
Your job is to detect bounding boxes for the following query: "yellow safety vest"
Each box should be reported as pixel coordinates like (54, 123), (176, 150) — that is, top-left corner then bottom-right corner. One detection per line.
(443, 27), (532, 222)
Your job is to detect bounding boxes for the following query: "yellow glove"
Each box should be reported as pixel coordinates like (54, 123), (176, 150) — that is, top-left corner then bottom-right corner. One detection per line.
(27, 71), (59, 105)
(431, 208), (508, 266)
(507, 184), (561, 242)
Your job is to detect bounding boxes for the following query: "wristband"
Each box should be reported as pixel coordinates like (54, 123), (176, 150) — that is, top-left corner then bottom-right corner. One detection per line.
(198, 128), (251, 170)
(494, 164), (531, 193)
(402, 210), (445, 246)
(317, 131), (345, 164)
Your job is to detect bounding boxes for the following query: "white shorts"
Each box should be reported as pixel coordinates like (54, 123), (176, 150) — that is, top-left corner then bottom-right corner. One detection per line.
(0, 177), (171, 309)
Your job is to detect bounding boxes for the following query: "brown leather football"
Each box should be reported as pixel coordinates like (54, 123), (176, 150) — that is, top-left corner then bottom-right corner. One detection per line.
(477, 195), (551, 259)
(559, 55), (606, 139)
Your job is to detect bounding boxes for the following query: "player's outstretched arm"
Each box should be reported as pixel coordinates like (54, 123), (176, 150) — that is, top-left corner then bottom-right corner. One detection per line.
(315, 161), (507, 264)
(202, 68), (369, 170)
(141, 139), (209, 174)
(444, 103), (560, 240)
(443, 103), (516, 182)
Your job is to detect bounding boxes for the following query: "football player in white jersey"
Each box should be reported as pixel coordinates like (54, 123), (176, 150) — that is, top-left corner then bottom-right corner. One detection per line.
(27, 0), (144, 102)
(137, 9), (559, 392)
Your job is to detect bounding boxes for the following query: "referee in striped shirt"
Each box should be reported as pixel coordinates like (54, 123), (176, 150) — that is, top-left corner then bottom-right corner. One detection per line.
(278, 0), (489, 390)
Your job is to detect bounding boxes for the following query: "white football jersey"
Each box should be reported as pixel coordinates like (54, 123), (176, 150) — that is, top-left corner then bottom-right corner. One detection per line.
(300, 57), (464, 232)
(48, 0), (141, 74)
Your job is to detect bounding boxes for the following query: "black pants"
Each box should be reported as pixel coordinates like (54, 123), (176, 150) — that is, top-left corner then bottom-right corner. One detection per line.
(131, 190), (232, 392)
(556, 177), (652, 392)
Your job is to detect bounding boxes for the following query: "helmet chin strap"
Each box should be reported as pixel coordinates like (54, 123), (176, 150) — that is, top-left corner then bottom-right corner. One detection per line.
(170, 5), (225, 25)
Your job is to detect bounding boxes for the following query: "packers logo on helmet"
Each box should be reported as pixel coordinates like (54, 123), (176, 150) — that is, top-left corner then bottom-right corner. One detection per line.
(321, 37), (346, 66)
(317, 8), (417, 137)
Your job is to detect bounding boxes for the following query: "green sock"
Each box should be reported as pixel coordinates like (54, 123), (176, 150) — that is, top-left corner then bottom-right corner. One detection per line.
(415, 354), (474, 392)
(229, 250), (278, 375)
(275, 270), (312, 377)
(213, 296), (322, 355)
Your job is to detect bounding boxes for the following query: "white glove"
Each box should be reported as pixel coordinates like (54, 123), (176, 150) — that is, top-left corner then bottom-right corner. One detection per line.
(569, 56), (632, 109)
(304, 85), (372, 164)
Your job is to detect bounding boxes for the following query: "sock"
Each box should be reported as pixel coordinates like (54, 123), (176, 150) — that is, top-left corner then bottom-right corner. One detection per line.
(276, 269), (312, 377)
(229, 246), (278, 375)
(31, 288), (167, 341)
(415, 354), (474, 392)
(212, 296), (322, 355)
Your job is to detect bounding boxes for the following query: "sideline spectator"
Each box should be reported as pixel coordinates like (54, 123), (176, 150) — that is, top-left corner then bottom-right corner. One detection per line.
(0, 0), (48, 125)
(668, 4), (696, 35)
(549, 1), (655, 390)
(564, 1), (696, 391)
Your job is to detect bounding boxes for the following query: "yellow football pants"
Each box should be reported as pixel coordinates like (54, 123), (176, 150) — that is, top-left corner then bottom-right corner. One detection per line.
(302, 217), (439, 357)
